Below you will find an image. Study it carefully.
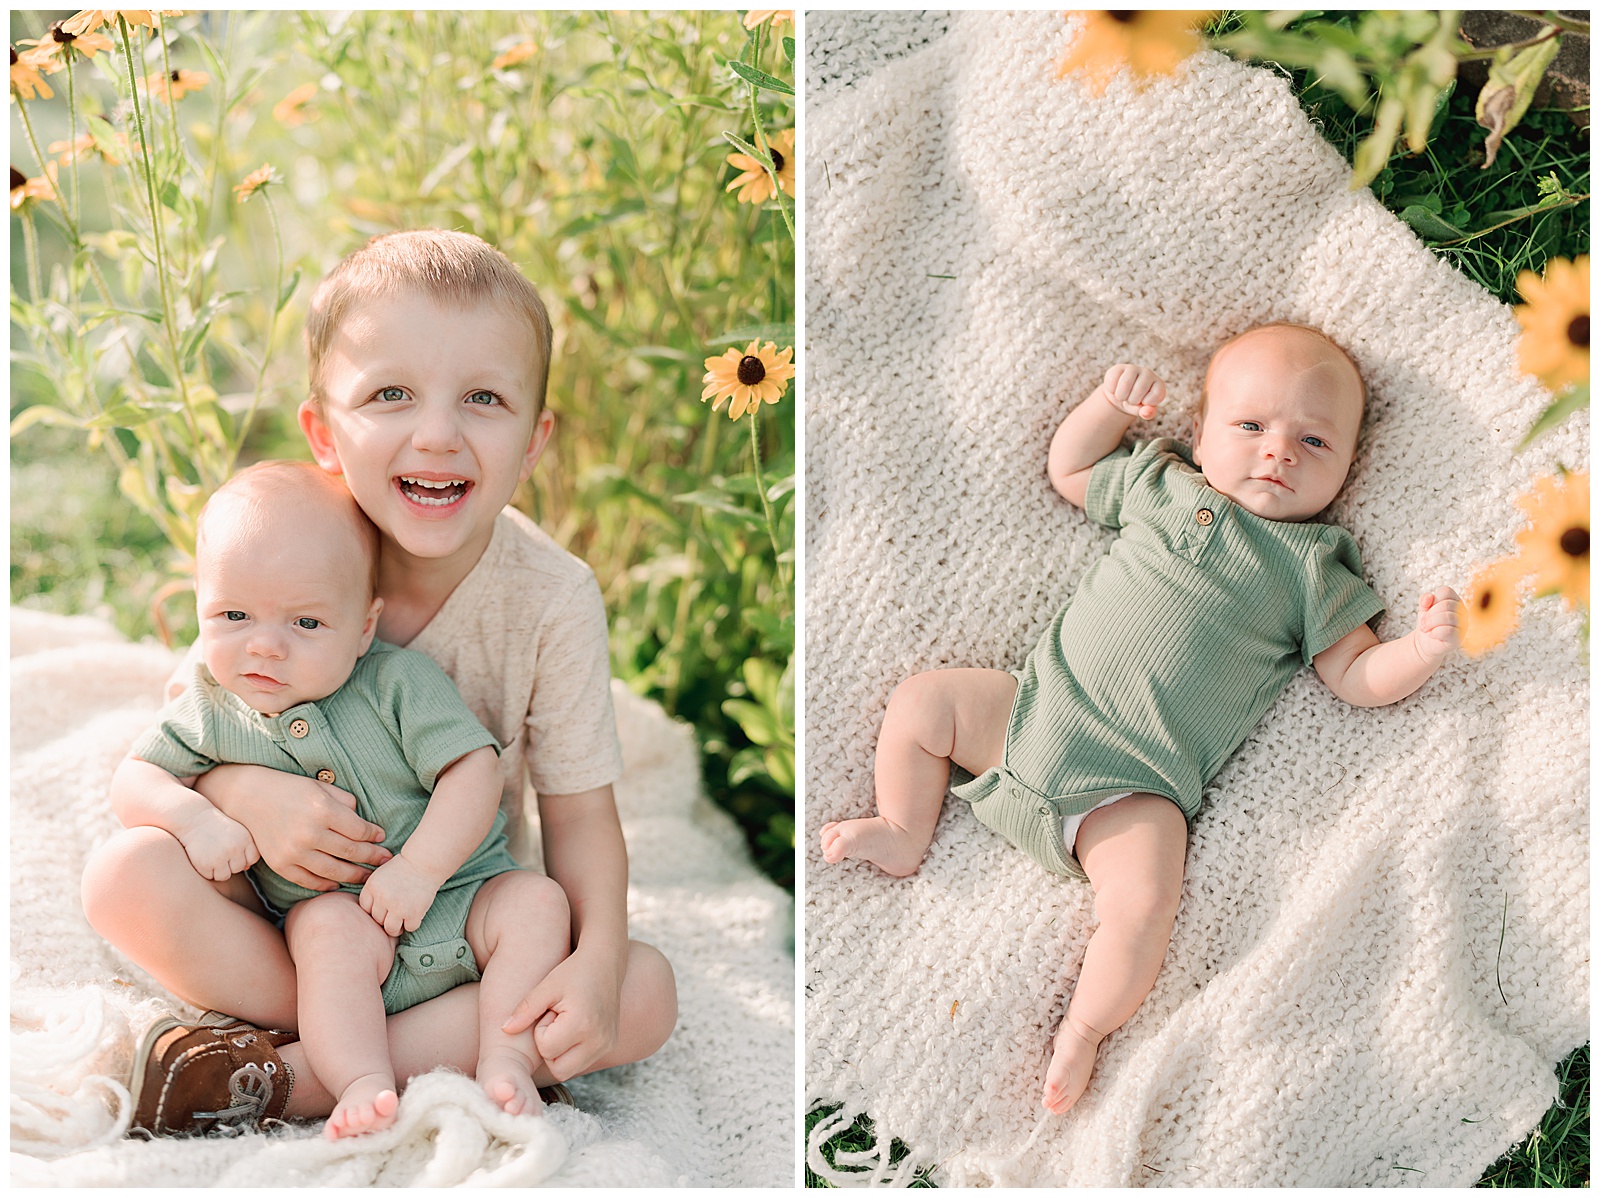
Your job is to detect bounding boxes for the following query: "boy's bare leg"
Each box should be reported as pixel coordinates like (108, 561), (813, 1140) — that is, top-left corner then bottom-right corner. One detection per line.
(462, 870), (572, 1114)
(81, 827), (301, 1027)
(1042, 794), (1187, 1114)
(283, 892), (400, 1138)
(819, 668), (1017, 876)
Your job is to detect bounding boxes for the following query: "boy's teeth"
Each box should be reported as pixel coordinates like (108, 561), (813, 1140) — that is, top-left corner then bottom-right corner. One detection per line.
(399, 477), (469, 506)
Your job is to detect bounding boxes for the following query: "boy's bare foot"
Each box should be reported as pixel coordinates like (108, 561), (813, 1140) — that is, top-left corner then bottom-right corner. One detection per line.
(477, 1045), (543, 1116)
(1041, 1016), (1103, 1115)
(326, 1071), (400, 1139)
(818, 817), (925, 877)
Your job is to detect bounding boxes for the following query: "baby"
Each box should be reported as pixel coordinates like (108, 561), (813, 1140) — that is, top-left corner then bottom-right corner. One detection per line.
(820, 323), (1462, 1115)
(115, 460), (570, 1137)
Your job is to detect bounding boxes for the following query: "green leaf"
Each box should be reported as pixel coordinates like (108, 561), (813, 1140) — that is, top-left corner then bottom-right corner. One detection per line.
(555, 198), (646, 239)
(723, 697), (778, 745)
(709, 322), (794, 346)
(1519, 383), (1589, 450)
(85, 398), (185, 430)
(763, 745), (795, 792)
(1349, 94), (1404, 191)
(728, 60), (793, 97)
(1476, 32), (1562, 168)
(783, 36), (795, 63)
(277, 267), (301, 314)
(9, 404), (84, 436)
(631, 345), (692, 362)
(1399, 204), (1467, 242)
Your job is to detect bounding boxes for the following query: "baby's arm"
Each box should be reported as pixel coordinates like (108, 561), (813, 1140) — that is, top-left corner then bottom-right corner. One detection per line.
(108, 755), (259, 881)
(358, 745), (501, 936)
(1313, 588), (1463, 707)
(1049, 364), (1167, 508)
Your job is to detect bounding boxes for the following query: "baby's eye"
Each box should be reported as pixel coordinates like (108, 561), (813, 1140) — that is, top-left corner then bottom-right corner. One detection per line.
(224, 611), (248, 621)
(465, 390), (501, 406)
(295, 617), (322, 630)
(1239, 421), (1262, 432)
(377, 386), (408, 403)
(1303, 435), (1329, 449)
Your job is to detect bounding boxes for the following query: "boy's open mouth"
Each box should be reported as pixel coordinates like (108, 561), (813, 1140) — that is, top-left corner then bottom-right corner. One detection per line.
(397, 475), (472, 507)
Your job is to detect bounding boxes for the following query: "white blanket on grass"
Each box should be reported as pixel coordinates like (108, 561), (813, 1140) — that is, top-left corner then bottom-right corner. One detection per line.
(9, 608), (793, 1187)
(803, 11), (1588, 1188)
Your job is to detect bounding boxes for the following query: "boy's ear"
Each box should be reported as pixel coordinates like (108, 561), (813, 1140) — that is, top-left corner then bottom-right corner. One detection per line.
(298, 399), (344, 475)
(358, 596), (383, 654)
(518, 408), (557, 483)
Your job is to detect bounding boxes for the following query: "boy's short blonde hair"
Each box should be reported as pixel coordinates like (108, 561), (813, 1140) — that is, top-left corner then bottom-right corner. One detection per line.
(1199, 321), (1367, 421)
(198, 460), (381, 601)
(304, 229), (554, 413)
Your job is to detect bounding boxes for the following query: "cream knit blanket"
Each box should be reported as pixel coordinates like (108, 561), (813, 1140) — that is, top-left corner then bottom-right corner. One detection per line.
(10, 608), (793, 1186)
(804, 11), (1588, 1187)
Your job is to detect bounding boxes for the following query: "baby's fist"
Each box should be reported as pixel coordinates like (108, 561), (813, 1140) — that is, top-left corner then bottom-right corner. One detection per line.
(1416, 587), (1462, 663)
(1101, 364), (1166, 421)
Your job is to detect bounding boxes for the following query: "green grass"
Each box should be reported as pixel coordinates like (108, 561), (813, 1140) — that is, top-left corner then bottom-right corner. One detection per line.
(809, 13), (1589, 1187)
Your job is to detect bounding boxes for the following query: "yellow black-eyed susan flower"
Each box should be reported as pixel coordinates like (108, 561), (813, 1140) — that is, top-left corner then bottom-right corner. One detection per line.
(147, 67), (208, 101)
(61, 10), (174, 37)
(726, 127), (794, 205)
(1515, 256), (1589, 393)
(11, 47), (54, 99)
(17, 20), (114, 69)
(743, 11), (793, 30)
(272, 82), (317, 125)
(10, 163), (58, 210)
(702, 340), (795, 419)
(1514, 471), (1589, 611)
(1460, 556), (1528, 656)
(232, 163), (276, 204)
(1058, 10), (1215, 96)
(491, 41), (537, 70)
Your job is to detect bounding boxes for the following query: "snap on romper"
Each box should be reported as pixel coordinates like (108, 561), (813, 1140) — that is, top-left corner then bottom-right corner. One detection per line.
(950, 437), (1385, 880)
(133, 640), (521, 1014)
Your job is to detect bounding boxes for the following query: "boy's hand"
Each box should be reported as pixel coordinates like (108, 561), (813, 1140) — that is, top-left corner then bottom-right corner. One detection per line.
(1415, 586), (1463, 663)
(1100, 364), (1166, 420)
(503, 943), (623, 1082)
(175, 808), (260, 882)
(359, 853), (441, 937)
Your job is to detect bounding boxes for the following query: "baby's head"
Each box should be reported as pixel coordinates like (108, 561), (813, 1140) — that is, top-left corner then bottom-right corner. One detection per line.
(195, 461), (383, 715)
(297, 230), (557, 565)
(1191, 322), (1365, 522)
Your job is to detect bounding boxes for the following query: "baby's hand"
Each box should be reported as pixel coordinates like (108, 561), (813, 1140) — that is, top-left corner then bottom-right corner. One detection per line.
(1101, 364), (1166, 420)
(177, 809), (260, 882)
(359, 854), (441, 937)
(1415, 587), (1463, 663)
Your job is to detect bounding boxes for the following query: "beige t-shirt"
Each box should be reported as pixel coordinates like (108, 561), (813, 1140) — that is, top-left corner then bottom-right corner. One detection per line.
(167, 506), (624, 861)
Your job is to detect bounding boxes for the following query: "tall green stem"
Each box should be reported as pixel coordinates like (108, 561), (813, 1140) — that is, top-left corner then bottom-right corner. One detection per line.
(230, 189), (286, 472)
(67, 56), (81, 231)
(747, 409), (789, 602)
(15, 96), (81, 246)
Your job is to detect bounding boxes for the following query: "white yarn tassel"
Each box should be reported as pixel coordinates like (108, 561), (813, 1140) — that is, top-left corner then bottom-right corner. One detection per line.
(11, 985), (133, 1155)
(806, 1106), (925, 1187)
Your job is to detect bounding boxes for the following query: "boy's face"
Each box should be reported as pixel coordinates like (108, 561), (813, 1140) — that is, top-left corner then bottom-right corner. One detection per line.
(299, 292), (555, 571)
(1191, 327), (1363, 522)
(197, 505), (382, 715)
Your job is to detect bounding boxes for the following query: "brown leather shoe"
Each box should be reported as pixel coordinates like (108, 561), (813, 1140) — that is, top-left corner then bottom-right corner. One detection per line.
(129, 1014), (298, 1137)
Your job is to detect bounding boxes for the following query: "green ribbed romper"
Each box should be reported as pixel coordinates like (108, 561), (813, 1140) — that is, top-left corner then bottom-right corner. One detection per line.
(133, 640), (520, 1013)
(951, 438), (1384, 881)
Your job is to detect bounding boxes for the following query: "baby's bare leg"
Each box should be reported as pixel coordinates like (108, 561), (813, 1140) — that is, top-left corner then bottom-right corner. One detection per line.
(283, 892), (400, 1139)
(1043, 795), (1186, 1114)
(464, 870), (572, 1115)
(820, 668), (1017, 876)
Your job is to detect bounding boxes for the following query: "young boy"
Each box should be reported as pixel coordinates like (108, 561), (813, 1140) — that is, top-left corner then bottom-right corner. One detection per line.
(82, 230), (676, 1136)
(819, 323), (1462, 1116)
(117, 461), (568, 1136)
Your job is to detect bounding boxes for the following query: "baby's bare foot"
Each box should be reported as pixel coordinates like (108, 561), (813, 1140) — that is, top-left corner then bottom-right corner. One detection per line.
(325, 1072), (400, 1139)
(478, 1045), (543, 1117)
(1041, 1017), (1103, 1115)
(818, 817), (925, 877)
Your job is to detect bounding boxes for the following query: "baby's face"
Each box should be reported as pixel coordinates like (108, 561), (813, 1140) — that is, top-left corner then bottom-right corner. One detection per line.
(1191, 327), (1363, 522)
(197, 510), (380, 716)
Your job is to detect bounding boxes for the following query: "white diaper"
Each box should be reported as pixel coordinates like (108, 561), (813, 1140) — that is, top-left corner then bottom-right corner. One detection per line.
(1061, 792), (1133, 858)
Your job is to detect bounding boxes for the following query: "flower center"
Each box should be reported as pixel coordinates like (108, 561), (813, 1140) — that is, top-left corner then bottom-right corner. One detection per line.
(1560, 526), (1589, 559)
(769, 148), (784, 173)
(11, 167), (26, 191)
(50, 21), (78, 44)
(171, 69), (182, 82)
(10, 47), (17, 65)
(1477, 590), (1493, 611)
(1567, 315), (1590, 349)
(1108, 11), (1139, 23)
(736, 355), (766, 386)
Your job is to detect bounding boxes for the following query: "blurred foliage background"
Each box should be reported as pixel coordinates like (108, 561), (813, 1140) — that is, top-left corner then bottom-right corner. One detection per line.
(9, 9), (795, 889)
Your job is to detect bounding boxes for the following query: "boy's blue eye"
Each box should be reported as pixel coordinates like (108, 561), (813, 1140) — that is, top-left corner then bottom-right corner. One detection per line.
(378, 386), (407, 402)
(1304, 436), (1328, 449)
(466, 390), (499, 405)
(1239, 421), (1261, 432)
(224, 611), (247, 621)
(296, 617), (322, 630)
